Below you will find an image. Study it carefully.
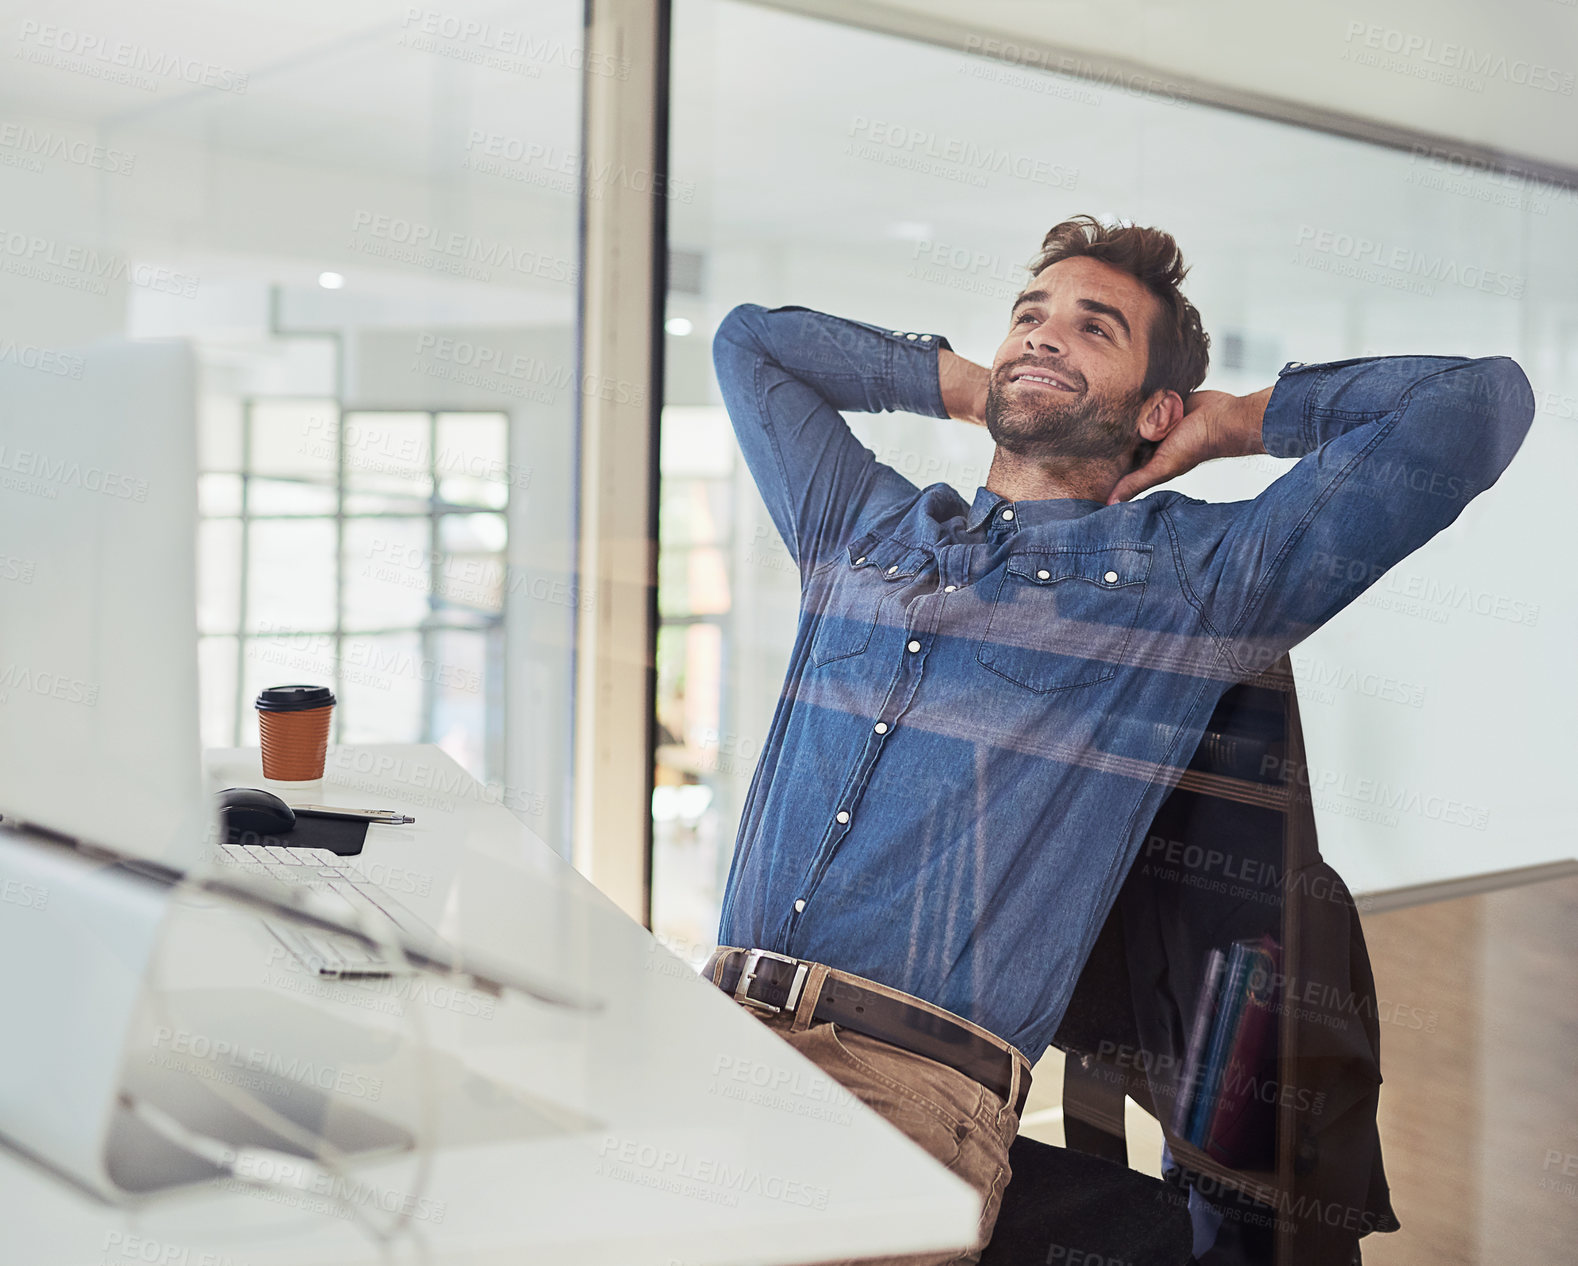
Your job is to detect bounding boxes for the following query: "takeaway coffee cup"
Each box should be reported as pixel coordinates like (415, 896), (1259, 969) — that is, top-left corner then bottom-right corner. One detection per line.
(256, 684), (336, 781)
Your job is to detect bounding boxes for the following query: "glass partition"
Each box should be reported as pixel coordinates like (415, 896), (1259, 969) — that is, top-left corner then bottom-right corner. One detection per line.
(656, 1), (1577, 1258)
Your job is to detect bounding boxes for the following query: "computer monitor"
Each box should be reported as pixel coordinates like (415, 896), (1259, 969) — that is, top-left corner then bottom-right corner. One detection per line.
(0, 337), (213, 1198)
(0, 338), (207, 867)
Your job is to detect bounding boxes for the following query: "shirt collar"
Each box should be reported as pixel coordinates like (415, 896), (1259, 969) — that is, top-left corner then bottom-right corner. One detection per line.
(964, 486), (1108, 533)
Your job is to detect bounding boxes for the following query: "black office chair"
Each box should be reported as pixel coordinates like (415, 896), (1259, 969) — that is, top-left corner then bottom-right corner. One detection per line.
(981, 655), (1398, 1266)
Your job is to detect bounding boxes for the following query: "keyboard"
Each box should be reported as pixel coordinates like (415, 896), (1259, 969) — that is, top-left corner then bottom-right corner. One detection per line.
(216, 842), (436, 979)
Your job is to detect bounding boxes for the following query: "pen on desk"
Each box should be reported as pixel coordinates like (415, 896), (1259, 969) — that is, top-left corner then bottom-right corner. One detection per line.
(289, 805), (416, 825)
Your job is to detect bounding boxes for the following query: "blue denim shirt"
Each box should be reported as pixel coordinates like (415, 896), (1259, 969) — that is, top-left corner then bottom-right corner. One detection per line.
(711, 302), (1533, 1059)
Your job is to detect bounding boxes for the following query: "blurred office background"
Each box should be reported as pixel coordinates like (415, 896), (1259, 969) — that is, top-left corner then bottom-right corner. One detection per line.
(3, 1), (1576, 1258)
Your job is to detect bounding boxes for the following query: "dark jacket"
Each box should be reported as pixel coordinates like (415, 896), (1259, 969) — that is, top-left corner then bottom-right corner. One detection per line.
(1053, 665), (1399, 1263)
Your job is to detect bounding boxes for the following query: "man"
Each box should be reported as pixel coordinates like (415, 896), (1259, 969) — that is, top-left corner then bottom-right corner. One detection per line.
(703, 215), (1534, 1265)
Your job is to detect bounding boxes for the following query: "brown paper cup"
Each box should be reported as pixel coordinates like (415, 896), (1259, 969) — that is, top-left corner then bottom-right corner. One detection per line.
(256, 685), (336, 781)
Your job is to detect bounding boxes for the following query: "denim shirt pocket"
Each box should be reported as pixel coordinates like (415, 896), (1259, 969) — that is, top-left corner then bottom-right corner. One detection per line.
(807, 535), (930, 667)
(976, 545), (1152, 693)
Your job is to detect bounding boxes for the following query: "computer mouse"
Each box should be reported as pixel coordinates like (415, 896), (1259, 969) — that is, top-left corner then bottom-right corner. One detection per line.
(217, 786), (297, 839)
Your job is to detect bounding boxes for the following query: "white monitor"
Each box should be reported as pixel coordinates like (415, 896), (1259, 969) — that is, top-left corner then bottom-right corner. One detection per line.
(0, 338), (207, 868)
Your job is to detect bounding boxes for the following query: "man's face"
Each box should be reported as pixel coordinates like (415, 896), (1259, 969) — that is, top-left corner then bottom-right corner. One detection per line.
(986, 255), (1161, 465)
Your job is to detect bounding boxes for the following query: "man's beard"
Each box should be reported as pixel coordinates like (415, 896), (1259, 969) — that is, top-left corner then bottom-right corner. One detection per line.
(984, 357), (1144, 466)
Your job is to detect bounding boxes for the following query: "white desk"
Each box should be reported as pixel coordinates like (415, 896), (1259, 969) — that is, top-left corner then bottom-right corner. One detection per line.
(0, 744), (978, 1266)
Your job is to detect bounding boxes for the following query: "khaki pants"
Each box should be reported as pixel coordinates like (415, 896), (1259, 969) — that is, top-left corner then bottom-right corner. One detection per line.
(755, 1008), (1021, 1266)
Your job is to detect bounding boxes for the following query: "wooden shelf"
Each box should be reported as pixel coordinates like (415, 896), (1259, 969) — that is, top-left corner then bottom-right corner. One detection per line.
(1162, 1134), (1282, 1204)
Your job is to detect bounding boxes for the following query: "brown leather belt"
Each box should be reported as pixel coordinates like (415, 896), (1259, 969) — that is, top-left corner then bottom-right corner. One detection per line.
(704, 946), (1032, 1116)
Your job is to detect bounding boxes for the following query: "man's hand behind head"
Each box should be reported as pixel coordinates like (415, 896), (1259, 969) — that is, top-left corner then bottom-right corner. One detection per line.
(1106, 386), (1273, 505)
(938, 348), (990, 427)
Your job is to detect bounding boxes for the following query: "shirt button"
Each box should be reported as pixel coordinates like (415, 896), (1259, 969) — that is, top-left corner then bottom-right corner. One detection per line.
(836, 810), (850, 824)
(1037, 569), (1050, 580)
(1104, 570), (1119, 583)
(794, 899), (806, 913)
(1001, 509), (1014, 521)
(907, 640), (921, 653)
(920, 334), (932, 342)
(891, 330), (903, 337)
(854, 555), (867, 565)
(944, 584), (957, 593)
(906, 333), (918, 340)
(874, 721), (889, 734)
(887, 564), (898, 574)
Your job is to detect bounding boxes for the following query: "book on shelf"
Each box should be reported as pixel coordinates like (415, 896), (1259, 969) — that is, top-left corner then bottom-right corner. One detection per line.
(1173, 933), (1283, 1168)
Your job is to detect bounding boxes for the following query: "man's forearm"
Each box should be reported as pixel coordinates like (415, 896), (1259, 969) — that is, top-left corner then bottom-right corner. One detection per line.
(938, 349), (989, 427)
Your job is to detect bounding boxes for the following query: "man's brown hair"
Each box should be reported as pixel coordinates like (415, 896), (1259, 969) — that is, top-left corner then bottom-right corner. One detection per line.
(1028, 215), (1210, 469)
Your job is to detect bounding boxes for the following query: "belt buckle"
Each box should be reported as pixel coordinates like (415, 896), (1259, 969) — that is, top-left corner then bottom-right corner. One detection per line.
(733, 948), (809, 1015)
